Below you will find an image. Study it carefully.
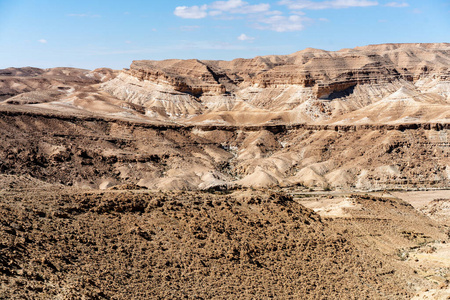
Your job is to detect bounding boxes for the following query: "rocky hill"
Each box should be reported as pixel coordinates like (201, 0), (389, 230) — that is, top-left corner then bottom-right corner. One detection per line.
(0, 43), (449, 191)
(102, 42), (450, 124)
(3, 188), (442, 299)
(1, 43), (450, 299)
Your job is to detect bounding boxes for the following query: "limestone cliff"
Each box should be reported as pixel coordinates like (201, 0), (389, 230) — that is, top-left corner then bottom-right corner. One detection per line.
(1, 44), (450, 191)
(101, 43), (450, 124)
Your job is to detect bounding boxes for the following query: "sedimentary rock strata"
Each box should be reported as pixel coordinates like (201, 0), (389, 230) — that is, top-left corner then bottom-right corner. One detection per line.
(0, 43), (449, 190)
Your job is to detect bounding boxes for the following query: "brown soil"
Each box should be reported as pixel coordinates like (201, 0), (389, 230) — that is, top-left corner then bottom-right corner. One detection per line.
(298, 191), (450, 299)
(0, 187), (416, 299)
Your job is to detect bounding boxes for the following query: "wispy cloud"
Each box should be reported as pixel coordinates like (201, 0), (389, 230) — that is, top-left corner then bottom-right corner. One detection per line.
(174, 0), (308, 32)
(209, 0), (270, 13)
(67, 13), (101, 18)
(38, 39), (47, 44)
(174, 6), (208, 19)
(174, 0), (271, 19)
(278, 0), (378, 10)
(384, 2), (409, 7)
(237, 33), (255, 41)
(255, 15), (309, 32)
(180, 25), (202, 31)
(174, 0), (379, 32)
(209, 0), (246, 11)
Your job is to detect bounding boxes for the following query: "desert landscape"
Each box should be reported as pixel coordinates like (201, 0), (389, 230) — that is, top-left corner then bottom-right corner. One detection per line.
(1, 43), (450, 298)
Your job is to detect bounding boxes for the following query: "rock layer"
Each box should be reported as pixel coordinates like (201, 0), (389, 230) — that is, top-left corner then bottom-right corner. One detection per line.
(99, 43), (450, 124)
(1, 43), (450, 190)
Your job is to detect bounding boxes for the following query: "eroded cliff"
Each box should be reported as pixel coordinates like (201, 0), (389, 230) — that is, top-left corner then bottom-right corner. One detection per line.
(100, 43), (450, 123)
(1, 43), (450, 190)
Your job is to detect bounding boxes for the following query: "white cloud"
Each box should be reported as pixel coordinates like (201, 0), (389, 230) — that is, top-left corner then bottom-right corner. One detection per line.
(291, 10), (306, 15)
(256, 15), (307, 32)
(278, 0), (378, 10)
(238, 3), (271, 14)
(174, 5), (208, 19)
(267, 10), (284, 15)
(209, 0), (269, 13)
(38, 39), (47, 44)
(384, 2), (409, 7)
(173, 0), (311, 32)
(237, 33), (255, 41)
(319, 17), (329, 21)
(209, 0), (246, 11)
(174, 0), (270, 19)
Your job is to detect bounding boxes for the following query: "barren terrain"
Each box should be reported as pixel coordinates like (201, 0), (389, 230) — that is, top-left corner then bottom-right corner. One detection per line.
(1, 43), (450, 298)
(1, 43), (450, 191)
(0, 184), (448, 299)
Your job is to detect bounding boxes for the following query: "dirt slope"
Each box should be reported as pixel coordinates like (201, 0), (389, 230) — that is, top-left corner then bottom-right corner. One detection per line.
(0, 188), (418, 299)
(0, 106), (448, 191)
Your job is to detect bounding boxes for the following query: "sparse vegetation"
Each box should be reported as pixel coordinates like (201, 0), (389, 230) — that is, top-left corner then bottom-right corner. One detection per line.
(396, 248), (409, 261)
(0, 188), (419, 299)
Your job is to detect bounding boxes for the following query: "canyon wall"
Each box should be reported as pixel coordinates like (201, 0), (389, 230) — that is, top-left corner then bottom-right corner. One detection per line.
(1, 43), (450, 190)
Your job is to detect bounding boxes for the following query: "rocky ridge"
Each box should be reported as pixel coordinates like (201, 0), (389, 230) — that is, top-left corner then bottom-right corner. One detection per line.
(0, 43), (450, 190)
(98, 43), (450, 124)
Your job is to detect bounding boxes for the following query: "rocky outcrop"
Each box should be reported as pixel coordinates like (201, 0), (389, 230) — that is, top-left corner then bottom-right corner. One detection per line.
(127, 43), (450, 100)
(128, 59), (226, 96)
(96, 43), (449, 123)
(1, 44), (450, 126)
(0, 106), (448, 191)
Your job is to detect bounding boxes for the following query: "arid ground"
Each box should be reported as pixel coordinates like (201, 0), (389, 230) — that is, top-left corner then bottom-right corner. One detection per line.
(0, 182), (449, 298)
(1, 43), (450, 298)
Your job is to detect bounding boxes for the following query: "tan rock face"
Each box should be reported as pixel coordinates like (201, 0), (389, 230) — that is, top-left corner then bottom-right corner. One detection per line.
(129, 59), (226, 96)
(128, 43), (449, 98)
(96, 43), (450, 124)
(1, 43), (450, 191)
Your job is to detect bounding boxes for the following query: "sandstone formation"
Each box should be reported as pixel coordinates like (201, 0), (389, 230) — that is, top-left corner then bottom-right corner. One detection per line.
(102, 43), (450, 124)
(1, 43), (450, 299)
(0, 43), (449, 191)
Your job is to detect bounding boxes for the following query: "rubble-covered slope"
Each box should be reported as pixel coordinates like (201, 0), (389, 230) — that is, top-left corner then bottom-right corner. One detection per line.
(0, 188), (419, 299)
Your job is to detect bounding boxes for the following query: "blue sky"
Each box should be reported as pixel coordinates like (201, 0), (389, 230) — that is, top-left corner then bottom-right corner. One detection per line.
(0, 0), (449, 69)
